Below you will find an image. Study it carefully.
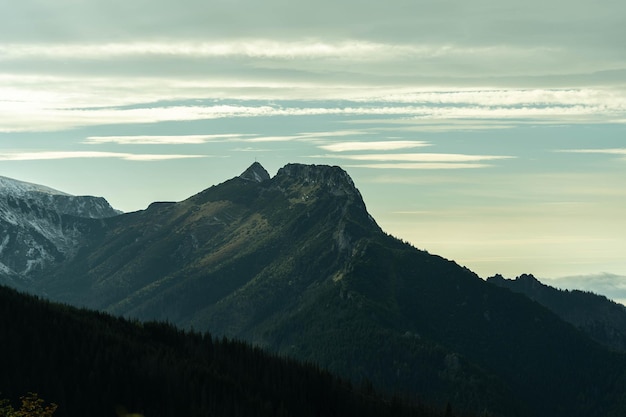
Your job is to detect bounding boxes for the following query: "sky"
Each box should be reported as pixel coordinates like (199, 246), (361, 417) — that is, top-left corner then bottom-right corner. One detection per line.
(1, 0), (626, 300)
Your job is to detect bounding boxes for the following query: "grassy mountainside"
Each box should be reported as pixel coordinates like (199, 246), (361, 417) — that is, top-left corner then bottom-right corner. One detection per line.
(27, 163), (626, 417)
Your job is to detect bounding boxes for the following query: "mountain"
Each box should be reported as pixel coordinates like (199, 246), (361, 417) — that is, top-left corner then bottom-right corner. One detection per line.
(488, 273), (626, 351)
(0, 176), (120, 286)
(240, 160), (272, 183)
(11, 163), (626, 417)
(0, 284), (441, 417)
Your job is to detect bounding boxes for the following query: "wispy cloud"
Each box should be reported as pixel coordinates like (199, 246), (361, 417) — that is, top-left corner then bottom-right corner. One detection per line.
(558, 148), (626, 162)
(319, 140), (430, 152)
(329, 153), (513, 162)
(244, 135), (306, 143)
(345, 163), (491, 169)
(0, 41), (559, 62)
(0, 151), (205, 161)
(84, 134), (251, 145)
(0, 104), (281, 132)
(560, 148), (626, 155)
(327, 151), (513, 169)
(82, 130), (367, 146)
(4, 100), (623, 133)
(0, 40), (420, 61)
(358, 88), (626, 108)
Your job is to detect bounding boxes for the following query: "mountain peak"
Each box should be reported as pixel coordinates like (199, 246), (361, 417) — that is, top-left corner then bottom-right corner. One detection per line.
(488, 273), (544, 292)
(0, 175), (69, 197)
(275, 163), (359, 197)
(239, 162), (270, 183)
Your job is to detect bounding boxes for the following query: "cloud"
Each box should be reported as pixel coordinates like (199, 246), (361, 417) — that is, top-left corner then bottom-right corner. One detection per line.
(0, 40), (418, 61)
(82, 130), (366, 150)
(344, 163), (491, 170)
(544, 273), (626, 305)
(0, 104), (281, 133)
(319, 140), (430, 152)
(234, 130), (366, 143)
(358, 88), (626, 108)
(560, 148), (626, 155)
(328, 151), (513, 170)
(558, 148), (626, 162)
(84, 134), (250, 145)
(244, 135), (307, 143)
(3, 1), (624, 95)
(329, 153), (513, 162)
(3, 98), (624, 133)
(0, 151), (205, 161)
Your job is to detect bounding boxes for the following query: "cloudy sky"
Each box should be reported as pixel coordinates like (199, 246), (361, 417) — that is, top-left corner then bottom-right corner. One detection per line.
(1, 0), (626, 297)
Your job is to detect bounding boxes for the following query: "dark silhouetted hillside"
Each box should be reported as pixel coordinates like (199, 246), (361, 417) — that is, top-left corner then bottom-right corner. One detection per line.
(0, 284), (447, 417)
(488, 273), (626, 351)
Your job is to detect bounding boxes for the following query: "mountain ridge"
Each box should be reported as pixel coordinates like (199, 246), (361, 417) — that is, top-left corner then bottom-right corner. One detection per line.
(488, 273), (626, 351)
(3, 163), (626, 417)
(0, 175), (71, 196)
(1, 283), (447, 417)
(0, 175), (121, 285)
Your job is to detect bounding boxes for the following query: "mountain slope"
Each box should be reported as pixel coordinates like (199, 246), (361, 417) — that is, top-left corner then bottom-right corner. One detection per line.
(488, 273), (626, 351)
(0, 176), (120, 285)
(27, 163), (626, 417)
(0, 284), (441, 417)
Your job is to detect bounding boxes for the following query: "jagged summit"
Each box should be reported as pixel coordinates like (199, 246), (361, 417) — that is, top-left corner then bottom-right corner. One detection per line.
(275, 163), (360, 197)
(239, 161), (270, 183)
(239, 162), (362, 199)
(489, 273), (544, 291)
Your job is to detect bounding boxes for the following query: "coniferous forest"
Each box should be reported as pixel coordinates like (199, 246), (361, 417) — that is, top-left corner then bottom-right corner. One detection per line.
(0, 284), (462, 417)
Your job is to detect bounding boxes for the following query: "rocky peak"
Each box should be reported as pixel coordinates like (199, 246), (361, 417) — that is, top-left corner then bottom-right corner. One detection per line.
(274, 163), (360, 197)
(488, 273), (545, 293)
(515, 273), (544, 290)
(239, 162), (270, 183)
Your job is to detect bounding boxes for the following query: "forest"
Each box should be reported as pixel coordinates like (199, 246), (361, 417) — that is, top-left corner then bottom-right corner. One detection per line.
(0, 284), (467, 417)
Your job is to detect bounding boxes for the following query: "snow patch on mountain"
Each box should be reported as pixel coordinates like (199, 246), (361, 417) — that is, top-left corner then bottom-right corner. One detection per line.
(0, 175), (70, 197)
(0, 175), (120, 282)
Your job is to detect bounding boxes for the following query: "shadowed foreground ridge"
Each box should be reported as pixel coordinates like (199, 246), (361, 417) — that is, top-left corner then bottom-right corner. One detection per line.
(0, 284), (447, 417)
(3, 162), (626, 417)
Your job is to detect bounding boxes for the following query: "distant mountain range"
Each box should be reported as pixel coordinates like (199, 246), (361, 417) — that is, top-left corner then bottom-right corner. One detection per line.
(2, 163), (626, 417)
(0, 176), (120, 285)
(488, 273), (626, 351)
